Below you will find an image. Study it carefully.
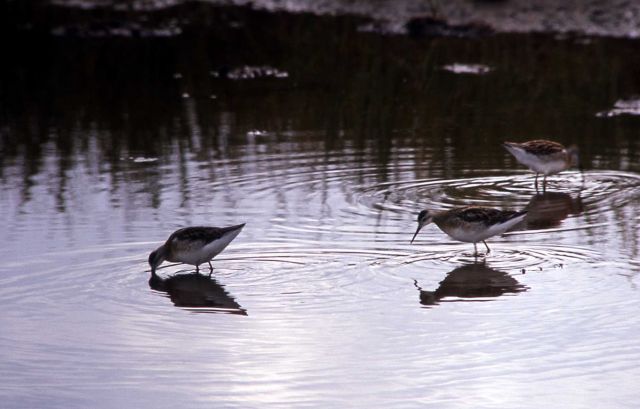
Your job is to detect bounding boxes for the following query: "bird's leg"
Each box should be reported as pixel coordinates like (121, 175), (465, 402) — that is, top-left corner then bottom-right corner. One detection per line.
(483, 240), (491, 254)
(195, 264), (200, 274)
(534, 173), (539, 192)
(543, 175), (547, 192)
(473, 242), (478, 256)
(208, 261), (213, 270)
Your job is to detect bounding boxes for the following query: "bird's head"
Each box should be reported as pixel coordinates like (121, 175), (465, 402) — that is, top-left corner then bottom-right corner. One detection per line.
(566, 145), (580, 168)
(411, 209), (434, 243)
(148, 246), (166, 275)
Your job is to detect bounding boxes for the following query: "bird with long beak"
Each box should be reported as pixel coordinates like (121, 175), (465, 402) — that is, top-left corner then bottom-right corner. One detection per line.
(503, 139), (580, 190)
(148, 224), (245, 274)
(411, 207), (527, 255)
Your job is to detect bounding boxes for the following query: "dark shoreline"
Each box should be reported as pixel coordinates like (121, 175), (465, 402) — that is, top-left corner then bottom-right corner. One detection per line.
(6, 1), (640, 39)
(2, 2), (640, 172)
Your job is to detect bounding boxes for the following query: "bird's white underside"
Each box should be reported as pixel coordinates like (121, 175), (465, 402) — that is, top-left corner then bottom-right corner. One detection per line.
(444, 213), (526, 243)
(505, 145), (567, 175)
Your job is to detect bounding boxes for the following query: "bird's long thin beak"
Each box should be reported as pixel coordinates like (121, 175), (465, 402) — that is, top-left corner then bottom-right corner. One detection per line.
(411, 223), (424, 244)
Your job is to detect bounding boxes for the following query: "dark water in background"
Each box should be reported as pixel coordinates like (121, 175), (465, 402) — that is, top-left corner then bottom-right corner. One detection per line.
(1, 4), (640, 408)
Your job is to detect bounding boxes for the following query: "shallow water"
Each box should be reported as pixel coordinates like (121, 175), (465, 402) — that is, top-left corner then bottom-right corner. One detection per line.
(2, 5), (640, 408)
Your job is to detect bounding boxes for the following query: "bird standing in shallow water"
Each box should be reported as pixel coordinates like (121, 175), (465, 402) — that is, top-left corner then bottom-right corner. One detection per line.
(411, 207), (527, 255)
(503, 139), (579, 190)
(148, 224), (245, 274)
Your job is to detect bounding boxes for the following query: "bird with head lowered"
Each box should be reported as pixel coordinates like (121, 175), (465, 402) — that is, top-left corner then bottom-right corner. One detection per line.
(411, 207), (527, 255)
(148, 224), (245, 274)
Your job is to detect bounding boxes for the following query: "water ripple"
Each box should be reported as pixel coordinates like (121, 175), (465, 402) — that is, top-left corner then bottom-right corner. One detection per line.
(351, 170), (640, 233)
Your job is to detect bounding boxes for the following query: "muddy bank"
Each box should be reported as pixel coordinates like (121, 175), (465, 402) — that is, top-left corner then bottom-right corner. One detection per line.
(204, 0), (640, 38)
(8, 0), (640, 38)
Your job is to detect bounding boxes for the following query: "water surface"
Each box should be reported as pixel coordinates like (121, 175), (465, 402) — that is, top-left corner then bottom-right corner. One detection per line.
(1, 5), (640, 408)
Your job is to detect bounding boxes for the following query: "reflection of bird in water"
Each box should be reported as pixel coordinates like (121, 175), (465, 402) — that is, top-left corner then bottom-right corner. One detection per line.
(148, 224), (245, 274)
(411, 207), (527, 255)
(415, 262), (527, 306)
(149, 272), (246, 315)
(503, 139), (579, 191)
(525, 191), (583, 229)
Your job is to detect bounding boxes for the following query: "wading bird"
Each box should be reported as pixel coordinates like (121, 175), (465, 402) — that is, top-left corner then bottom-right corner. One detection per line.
(411, 207), (527, 255)
(503, 139), (579, 190)
(148, 224), (245, 274)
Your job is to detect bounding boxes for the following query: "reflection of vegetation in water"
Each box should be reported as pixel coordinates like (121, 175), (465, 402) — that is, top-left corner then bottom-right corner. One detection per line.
(2, 3), (640, 206)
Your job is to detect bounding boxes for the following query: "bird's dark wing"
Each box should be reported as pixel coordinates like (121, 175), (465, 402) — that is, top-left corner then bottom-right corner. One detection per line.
(167, 224), (245, 245)
(521, 140), (565, 155)
(455, 207), (526, 226)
